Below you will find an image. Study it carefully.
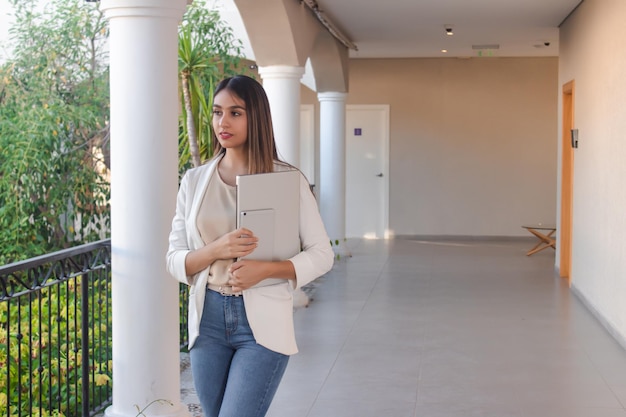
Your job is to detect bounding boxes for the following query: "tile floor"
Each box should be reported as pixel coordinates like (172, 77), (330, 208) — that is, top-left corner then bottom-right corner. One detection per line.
(258, 238), (626, 417)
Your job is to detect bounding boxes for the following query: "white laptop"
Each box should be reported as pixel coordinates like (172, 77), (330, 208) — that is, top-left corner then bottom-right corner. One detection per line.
(236, 170), (300, 261)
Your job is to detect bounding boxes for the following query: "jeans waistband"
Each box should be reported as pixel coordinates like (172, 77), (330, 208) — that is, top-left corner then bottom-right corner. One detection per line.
(207, 284), (242, 297)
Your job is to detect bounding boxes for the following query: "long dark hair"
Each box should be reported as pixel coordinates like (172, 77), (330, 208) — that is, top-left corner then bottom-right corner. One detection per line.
(211, 75), (280, 174)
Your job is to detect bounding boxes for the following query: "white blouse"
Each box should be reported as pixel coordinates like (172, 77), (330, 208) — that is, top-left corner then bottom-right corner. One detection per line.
(166, 155), (334, 355)
(196, 170), (236, 287)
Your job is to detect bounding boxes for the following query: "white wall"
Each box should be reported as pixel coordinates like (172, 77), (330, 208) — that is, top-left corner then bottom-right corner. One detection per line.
(559, 0), (626, 343)
(310, 57), (558, 237)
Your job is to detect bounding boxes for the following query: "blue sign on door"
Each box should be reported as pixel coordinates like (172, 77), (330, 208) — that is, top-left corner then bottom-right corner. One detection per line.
(354, 128), (362, 136)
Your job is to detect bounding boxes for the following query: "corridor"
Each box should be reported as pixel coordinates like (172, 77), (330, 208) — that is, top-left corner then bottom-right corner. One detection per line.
(264, 238), (626, 417)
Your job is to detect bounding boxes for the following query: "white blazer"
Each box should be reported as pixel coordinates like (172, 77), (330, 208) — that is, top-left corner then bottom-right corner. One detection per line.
(166, 156), (334, 355)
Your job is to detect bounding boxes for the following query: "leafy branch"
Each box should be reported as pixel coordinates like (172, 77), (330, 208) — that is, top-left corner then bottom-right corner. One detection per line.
(134, 399), (174, 417)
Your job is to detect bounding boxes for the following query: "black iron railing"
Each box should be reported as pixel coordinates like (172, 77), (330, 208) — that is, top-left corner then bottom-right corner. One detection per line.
(0, 240), (112, 417)
(0, 240), (190, 417)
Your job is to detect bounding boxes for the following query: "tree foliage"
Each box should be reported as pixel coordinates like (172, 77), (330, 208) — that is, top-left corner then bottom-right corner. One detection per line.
(178, 0), (248, 173)
(0, 0), (249, 264)
(0, 0), (110, 264)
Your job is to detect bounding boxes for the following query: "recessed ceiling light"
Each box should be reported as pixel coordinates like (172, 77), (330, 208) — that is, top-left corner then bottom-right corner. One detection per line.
(444, 25), (454, 35)
(441, 49), (448, 53)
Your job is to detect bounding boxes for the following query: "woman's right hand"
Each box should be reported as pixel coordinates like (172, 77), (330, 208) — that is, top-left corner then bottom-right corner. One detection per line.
(184, 228), (258, 276)
(210, 227), (258, 260)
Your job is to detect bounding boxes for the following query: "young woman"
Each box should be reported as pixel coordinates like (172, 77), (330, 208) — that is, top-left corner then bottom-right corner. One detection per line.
(166, 75), (334, 417)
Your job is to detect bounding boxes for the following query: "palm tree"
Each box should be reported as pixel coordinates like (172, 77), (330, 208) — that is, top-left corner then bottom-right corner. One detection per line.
(178, 1), (246, 171)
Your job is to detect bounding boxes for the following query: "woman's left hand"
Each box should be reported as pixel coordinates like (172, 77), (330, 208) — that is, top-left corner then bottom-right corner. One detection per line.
(228, 260), (269, 292)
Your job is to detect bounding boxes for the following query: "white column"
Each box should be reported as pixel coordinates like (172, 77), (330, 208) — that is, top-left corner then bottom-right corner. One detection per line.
(100, 1), (189, 417)
(258, 65), (305, 167)
(318, 92), (348, 251)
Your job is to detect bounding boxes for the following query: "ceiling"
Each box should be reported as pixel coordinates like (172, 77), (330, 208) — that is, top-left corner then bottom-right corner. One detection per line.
(2, 0), (585, 61)
(314, 0), (583, 58)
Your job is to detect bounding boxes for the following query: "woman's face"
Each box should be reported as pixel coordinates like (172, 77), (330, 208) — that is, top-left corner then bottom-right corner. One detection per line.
(212, 89), (248, 152)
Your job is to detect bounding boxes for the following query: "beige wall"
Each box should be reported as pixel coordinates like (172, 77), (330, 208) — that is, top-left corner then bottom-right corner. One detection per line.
(305, 57), (558, 237)
(559, 0), (626, 344)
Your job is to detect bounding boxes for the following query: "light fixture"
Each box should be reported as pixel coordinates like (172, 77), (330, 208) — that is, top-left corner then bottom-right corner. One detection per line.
(444, 25), (454, 36)
(441, 49), (448, 53)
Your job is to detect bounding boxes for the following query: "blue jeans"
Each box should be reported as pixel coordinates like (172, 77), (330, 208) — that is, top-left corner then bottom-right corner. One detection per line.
(190, 288), (289, 417)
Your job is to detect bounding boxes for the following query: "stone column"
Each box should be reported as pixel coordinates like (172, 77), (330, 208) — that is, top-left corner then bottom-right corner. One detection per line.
(258, 65), (305, 168)
(318, 92), (348, 255)
(100, 1), (189, 416)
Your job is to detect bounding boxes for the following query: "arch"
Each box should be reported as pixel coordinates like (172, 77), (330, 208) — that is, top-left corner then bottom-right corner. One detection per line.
(234, 0), (320, 67)
(309, 29), (349, 93)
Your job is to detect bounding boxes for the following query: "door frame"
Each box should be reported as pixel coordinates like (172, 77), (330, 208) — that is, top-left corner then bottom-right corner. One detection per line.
(560, 80), (575, 284)
(346, 104), (391, 238)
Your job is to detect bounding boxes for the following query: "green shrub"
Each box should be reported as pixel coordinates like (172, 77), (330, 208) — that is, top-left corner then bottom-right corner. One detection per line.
(0, 275), (112, 416)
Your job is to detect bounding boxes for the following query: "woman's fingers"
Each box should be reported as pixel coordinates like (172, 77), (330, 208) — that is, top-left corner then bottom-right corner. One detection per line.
(236, 243), (257, 257)
(232, 228), (257, 245)
(210, 229), (259, 261)
(233, 228), (258, 256)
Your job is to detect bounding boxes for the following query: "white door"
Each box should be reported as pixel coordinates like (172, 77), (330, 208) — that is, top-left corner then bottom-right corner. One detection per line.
(346, 105), (389, 239)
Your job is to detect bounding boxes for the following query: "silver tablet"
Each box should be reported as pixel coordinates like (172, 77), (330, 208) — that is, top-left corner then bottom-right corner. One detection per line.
(236, 170), (300, 261)
(238, 209), (275, 260)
